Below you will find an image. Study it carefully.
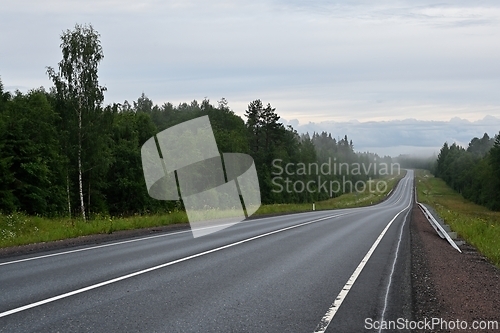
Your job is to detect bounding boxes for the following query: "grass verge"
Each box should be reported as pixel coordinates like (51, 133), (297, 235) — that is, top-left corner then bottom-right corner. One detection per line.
(415, 169), (500, 267)
(256, 173), (404, 215)
(0, 172), (404, 249)
(0, 213), (189, 248)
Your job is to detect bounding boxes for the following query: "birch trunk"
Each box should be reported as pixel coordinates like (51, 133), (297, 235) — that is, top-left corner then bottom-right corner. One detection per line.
(78, 107), (86, 221)
(66, 172), (71, 217)
(88, 179), (91, 217)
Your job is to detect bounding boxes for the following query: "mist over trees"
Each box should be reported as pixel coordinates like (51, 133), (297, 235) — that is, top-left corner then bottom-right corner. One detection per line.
(394, 154), (436, 171)
(435, 133), (500, 210)
(0, 24), (396, 219)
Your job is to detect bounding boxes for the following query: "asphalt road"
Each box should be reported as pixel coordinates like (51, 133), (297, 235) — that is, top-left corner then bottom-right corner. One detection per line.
(0, 171), (414, 332)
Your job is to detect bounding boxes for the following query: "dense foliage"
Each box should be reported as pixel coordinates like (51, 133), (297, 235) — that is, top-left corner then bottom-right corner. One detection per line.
(0, 24), (395, 219)
(435, 133), (500, 210)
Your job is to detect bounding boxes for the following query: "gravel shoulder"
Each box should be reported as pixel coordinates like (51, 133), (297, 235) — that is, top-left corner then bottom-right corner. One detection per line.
(411, 204), (500, 332)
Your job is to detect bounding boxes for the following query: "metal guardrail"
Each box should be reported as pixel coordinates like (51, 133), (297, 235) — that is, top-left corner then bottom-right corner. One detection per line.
(417, 203), (462, 253)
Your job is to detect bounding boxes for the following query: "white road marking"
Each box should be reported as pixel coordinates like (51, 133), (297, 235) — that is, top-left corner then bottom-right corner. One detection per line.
(0, 212), (348, 318)
(313, 189), (412, 333)
(0, 210), (347, 267)
(0, 176), (401, 267)
(378, 202), (412, 333)
(0, 228), (189, 267)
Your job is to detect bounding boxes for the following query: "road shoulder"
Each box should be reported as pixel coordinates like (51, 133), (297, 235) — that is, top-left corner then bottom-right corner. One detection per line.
(0, 223), (191, 259)
(411, 205), (500, 332)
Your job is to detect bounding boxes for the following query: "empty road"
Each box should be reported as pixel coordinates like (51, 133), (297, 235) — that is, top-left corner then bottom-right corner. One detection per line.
(0, 171), (414, 332)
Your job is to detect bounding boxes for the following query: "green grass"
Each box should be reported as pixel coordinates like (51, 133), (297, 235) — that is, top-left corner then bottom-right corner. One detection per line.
(248, 173), (404, 215)
(0, 173), (404, 249)
(315, 174), (402, 210)
(416, 169), (500, 267)
(0, 212), (189, 248)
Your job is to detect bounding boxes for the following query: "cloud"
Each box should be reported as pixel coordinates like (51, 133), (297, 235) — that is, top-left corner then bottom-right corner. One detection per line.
(1, 0), (500, 126)
(281, 115), (500, 157)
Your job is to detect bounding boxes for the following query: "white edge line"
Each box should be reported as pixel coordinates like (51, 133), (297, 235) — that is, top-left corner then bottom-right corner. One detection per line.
(0, 212), (348, 318)
(378, 207), (412, 333)
(0, 226), (191, 267)
(0, 211), (332, 266)
(313, 195), (412, 333)
(0, 174), (404, 267)
(0, 205), (371, 267)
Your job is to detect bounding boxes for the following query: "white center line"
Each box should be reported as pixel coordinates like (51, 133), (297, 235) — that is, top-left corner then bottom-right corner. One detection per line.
(0, 212), (348, 318)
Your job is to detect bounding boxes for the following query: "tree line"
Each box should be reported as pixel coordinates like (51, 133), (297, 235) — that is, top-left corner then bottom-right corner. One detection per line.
(435, 133), (500, 210)
(0, 24), (393, 219)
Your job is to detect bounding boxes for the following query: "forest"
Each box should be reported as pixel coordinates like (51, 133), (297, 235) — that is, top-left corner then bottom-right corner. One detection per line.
(3, 24), (499, 221)
(434, 133), (500, 211)
(0, 24), (391, 220)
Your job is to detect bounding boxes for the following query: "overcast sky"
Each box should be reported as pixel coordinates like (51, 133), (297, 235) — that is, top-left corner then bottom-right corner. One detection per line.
(1, 0), (499, 156)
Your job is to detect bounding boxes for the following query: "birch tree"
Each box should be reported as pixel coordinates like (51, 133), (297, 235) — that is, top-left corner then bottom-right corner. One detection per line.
(47, 23), (106, 220)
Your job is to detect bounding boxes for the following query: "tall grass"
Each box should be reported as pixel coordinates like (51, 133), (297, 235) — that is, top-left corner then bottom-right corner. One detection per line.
(0, 173), (403, 249)
(416, 169), (500, 267)
(0, 212), (188, 248)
